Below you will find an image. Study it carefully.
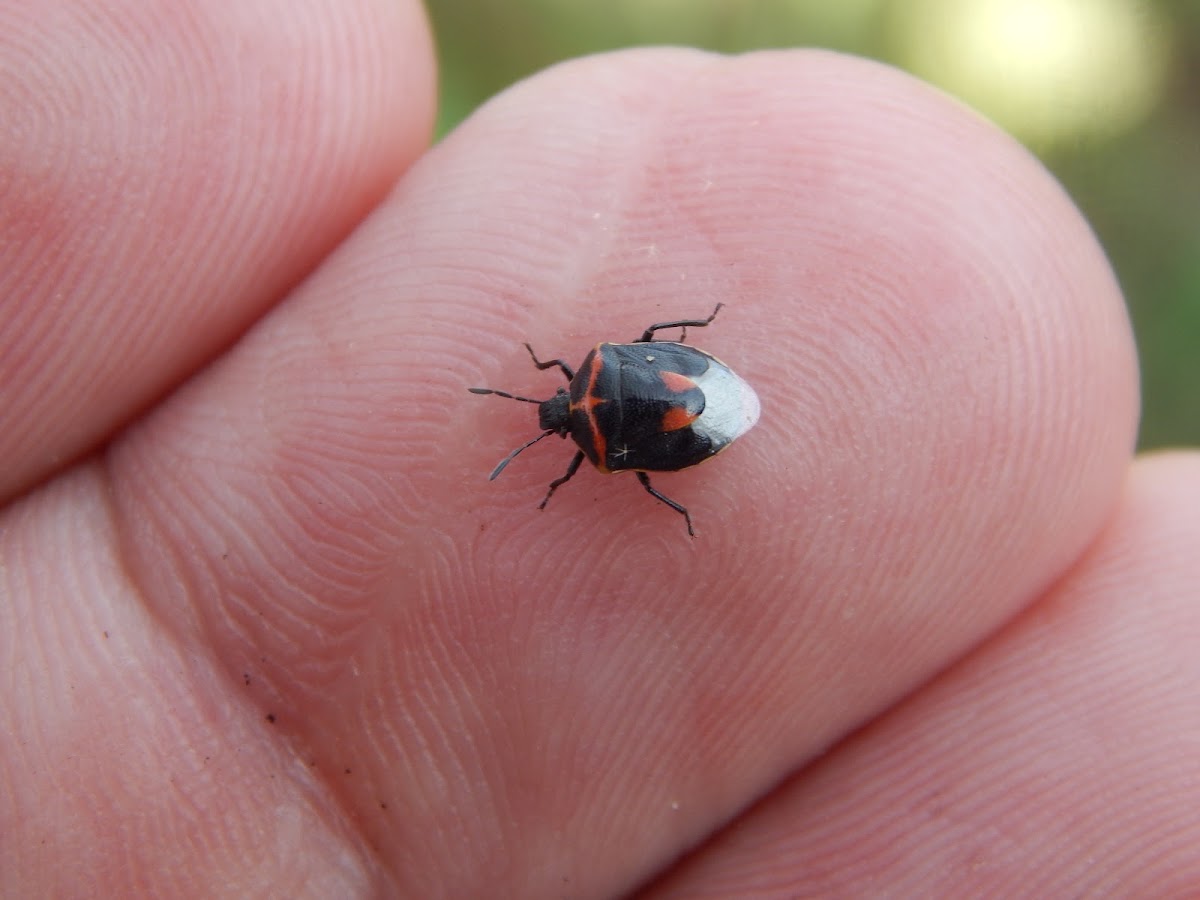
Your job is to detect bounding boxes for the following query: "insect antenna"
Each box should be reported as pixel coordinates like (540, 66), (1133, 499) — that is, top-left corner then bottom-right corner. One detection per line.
(488, 430), (555, 480)
(468, 387), (543, 404)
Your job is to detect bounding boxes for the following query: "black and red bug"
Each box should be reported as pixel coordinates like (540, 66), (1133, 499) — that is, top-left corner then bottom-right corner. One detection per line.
(469, 303), (760, 537)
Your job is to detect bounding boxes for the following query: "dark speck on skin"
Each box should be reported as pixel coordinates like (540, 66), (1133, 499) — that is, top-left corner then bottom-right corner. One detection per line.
(265, 713), (276, 724)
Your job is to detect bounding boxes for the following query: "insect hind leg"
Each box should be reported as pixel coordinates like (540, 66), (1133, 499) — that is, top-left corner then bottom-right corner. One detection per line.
(636, 472), (695, 537)
(636, 303), (723, 343)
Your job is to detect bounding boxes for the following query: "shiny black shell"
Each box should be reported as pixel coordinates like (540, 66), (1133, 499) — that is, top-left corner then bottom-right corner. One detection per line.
(567, 342), (719, 473)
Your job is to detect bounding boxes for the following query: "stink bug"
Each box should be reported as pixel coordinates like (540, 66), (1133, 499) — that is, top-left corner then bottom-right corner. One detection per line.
(469, 304), (760, 537)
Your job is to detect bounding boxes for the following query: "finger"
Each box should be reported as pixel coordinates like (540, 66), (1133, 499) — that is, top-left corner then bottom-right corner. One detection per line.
(97, 48), (1136, 897)
(0, 0), (435, 502)
(643, 452), (1200, 897)
(0, 466), (389, 894)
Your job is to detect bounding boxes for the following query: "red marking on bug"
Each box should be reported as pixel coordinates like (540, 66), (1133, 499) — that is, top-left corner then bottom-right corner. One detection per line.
(659, 370), (696, 394)
(661, 406), (698, 432)
(571, 355), (608, 463)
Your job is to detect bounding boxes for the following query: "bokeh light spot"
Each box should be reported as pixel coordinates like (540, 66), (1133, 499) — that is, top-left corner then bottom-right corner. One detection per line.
(891, 0), (1171, 148)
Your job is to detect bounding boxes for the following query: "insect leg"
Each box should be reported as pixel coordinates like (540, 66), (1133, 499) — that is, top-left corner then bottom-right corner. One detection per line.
(635, 472), (695, 537)
(636, 303), (723, 343)
(524, 343), (575, 381)
(539, 451), (585, 509)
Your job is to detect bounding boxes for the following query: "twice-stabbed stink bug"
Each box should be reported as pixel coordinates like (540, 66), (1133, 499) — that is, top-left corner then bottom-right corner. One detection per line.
(469, 304), (760, 537)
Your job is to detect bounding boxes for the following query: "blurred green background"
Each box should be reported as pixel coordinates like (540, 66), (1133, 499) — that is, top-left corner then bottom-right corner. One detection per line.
(426, 0), (1199, 450)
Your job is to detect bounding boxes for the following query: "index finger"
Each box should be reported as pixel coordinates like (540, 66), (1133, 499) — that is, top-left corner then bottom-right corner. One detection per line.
(107, 49), (1137, 895)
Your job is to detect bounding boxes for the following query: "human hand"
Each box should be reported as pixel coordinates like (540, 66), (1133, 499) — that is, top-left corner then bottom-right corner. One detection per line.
(4, 1), (1198, 896)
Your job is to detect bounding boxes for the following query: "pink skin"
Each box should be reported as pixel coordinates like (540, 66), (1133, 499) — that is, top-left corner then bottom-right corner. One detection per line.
(1, 1), (1195, 896)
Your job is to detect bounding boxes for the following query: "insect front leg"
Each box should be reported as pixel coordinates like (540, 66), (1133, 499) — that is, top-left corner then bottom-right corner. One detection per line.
(636, 472), (695, 537)
(524, 343), (575, 382)
(539, 450), (585, 509)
